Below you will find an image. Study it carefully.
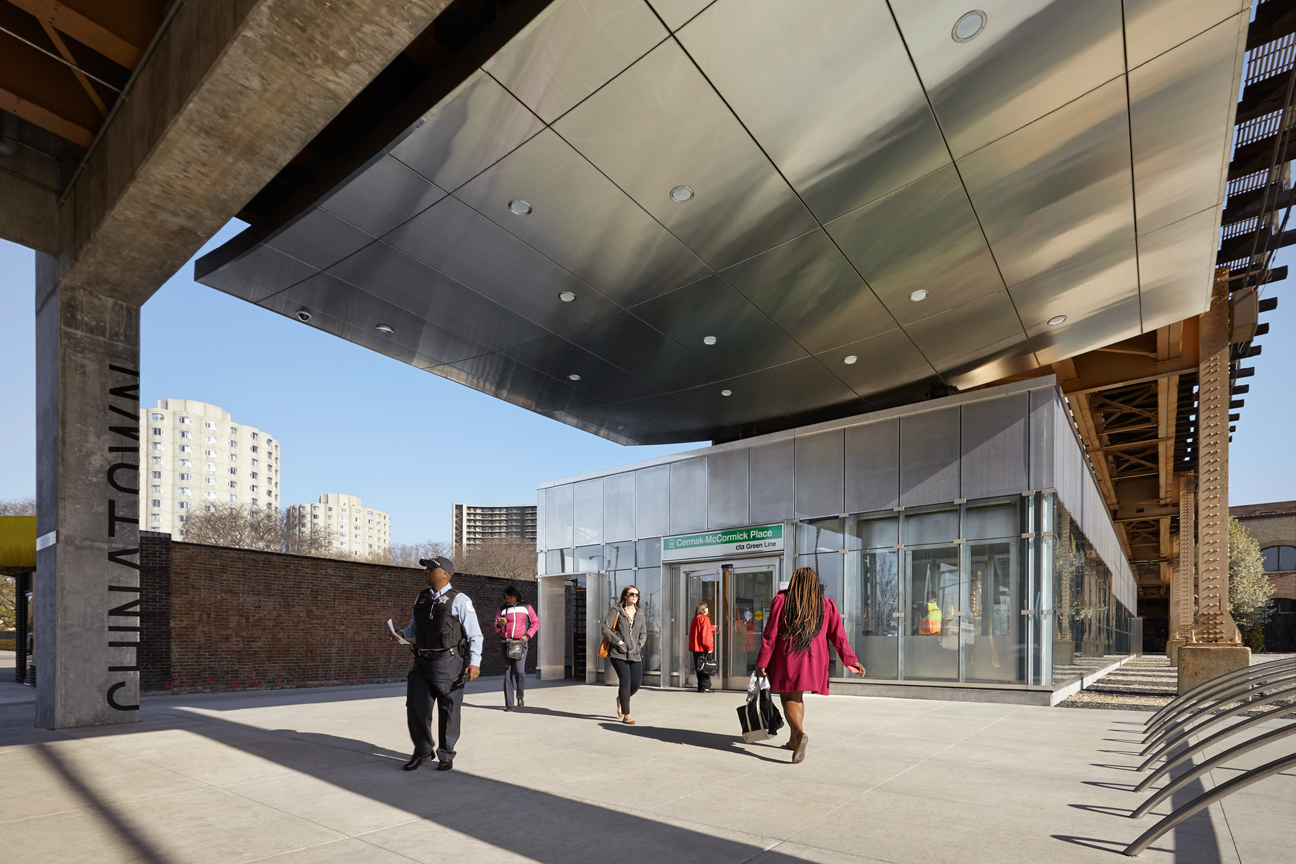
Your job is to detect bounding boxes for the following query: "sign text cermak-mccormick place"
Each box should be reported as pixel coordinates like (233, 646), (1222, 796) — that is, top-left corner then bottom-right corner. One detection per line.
(660, 524), (784, 562)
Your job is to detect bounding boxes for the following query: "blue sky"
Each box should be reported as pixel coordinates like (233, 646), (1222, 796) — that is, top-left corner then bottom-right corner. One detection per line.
(1, 226), (1292, 542)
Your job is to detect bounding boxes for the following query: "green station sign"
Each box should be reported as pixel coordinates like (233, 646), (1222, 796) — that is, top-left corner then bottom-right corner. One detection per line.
(661, 524), (784, 561)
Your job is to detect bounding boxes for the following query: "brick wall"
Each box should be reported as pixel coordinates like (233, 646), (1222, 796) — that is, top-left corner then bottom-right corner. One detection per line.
(139, 534), (537, 695)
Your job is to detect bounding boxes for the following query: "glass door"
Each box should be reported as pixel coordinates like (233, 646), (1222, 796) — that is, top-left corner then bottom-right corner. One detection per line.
(725, 561), (776, 689)
(681, 564), (721, 691)
(902, 546), (961, 681)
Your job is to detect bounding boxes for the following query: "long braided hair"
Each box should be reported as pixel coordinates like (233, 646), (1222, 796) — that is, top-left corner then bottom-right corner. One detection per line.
(779, 566), (824, 654)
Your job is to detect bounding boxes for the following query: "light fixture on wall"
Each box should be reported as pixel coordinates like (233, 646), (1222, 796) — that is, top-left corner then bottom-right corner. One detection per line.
(568, 374), (582, 381)
(720, 389), (732, 396)
(670, 185), (694, 202)
(909, 289), (929, 302)
(952, 9), (987, 42)
(559, 291), (576, 302)
(702, 335), (717, 345)
(508, 199), (532, 215)
(843, 355), (858, 365)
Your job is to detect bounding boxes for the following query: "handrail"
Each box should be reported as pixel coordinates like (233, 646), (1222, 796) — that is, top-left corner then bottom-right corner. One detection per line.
(1122, 752), (1296, 856)
(1136, 708), (1296, 791)
(1142, 667), (1296, 748)
(1145, 658), (1296, 733)
(1138, 682), (1296, 769)
(1145, 656), (1296, 727)
(1130, 722), (1296, 818)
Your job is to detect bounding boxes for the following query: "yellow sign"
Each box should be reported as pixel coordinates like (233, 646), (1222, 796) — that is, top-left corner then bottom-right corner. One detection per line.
(0, 516), (37, 568)
(755, 610), (763, 621)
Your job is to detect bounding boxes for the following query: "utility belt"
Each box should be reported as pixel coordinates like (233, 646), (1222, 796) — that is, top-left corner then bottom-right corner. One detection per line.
(411, 641), (467, 660)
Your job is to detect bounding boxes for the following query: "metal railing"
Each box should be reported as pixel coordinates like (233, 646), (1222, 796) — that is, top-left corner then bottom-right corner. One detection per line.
(1118, 658), (1296, 856)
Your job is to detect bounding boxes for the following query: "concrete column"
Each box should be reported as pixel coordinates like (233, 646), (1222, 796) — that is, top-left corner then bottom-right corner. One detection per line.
(1179, 274), (1247, 692)
(35, 257), (143, 728)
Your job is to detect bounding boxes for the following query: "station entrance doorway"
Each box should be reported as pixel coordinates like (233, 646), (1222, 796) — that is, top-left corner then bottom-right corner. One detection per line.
(677, 557), (780, 691)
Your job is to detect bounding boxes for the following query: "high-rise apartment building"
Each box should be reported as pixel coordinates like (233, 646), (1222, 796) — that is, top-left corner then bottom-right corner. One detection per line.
(291, 493), (391, 558)
(139, 400), (281, 539)
(452, 503), (537, 557)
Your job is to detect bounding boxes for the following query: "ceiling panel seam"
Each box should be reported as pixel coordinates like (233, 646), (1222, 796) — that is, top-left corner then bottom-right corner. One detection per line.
(881, 0), (1038, 372)
(663, 24), (940, 397)
(1118, 15), (1147, 333)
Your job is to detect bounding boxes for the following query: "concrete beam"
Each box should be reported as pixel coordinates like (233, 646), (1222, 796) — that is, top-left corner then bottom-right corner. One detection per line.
(0, 164), (58, 254)
(51, 0), (453, 308)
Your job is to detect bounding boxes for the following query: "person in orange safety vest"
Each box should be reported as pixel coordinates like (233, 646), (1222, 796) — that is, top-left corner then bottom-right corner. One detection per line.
(918, 592), (943, 635)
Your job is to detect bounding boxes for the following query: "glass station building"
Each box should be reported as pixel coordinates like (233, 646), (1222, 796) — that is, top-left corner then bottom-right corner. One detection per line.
(536, 379), (1139, 704)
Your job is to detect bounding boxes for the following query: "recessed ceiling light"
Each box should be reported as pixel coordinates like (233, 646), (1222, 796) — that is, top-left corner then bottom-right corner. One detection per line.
(702, 335), (717, 345)
(952, 9), (987, 43)
(616, 425), (625, 430)
(568, 374), (582, 381)
(670, 185), (694, 203)
(843, 355), (858, 365)
(909, 289), (929, 302)
(375, 324), (394, 334)
(559, 291), (576, 303)
(720, 389), (732, 396)
(1047, 314), (1068, 326)
(508, 199), (532, 215)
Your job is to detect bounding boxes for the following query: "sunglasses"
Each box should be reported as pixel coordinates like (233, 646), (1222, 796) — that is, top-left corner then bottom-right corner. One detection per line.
(627, 591), (639, 597)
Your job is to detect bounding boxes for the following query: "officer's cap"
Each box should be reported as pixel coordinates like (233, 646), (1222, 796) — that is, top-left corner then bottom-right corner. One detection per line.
(419, 555), (455, 575)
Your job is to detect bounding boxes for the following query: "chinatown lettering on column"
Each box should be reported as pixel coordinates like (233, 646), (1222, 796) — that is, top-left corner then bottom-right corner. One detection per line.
(106, 363), (141, 711)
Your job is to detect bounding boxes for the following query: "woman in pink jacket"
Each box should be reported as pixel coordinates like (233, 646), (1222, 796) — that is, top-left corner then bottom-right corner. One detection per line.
(756, 566), (865, 763)
(494, 585), (538, 712)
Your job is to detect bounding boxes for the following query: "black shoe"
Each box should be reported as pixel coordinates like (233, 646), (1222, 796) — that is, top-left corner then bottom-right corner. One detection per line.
(504, 706), (513, 712)
(437, 760), (453, 771)
(403, 754), (431, 771)
(517, 695), (524, 707)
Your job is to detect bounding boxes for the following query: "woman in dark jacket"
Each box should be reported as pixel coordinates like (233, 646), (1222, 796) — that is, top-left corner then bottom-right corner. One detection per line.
(602, 585), (647, 724)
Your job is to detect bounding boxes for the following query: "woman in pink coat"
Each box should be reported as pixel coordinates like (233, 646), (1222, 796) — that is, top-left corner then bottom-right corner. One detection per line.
(756, 566), (865, 763)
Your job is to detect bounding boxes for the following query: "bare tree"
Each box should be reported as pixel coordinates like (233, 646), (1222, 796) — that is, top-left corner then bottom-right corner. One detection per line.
(456, 537), (537, 581)
(389, 540), (452, 569)
(0, 497), (36, 516)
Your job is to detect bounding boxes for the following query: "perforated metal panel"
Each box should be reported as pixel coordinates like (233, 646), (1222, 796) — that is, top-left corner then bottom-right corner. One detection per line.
(604, 472), (636, 542)
(636, 465), (670, 538)
(899, 408), (960, 507)
(707, 449), (748, 529)
(670, 457), (707, 534)
(795, 430), (844, 519)
(1029, 387), (1056, 492)
(535, 487), (546, 551)
(748, 438), (794, 523)
(960, 393), (1028, 500)
(845, 419), (900, 513)
(545, 484), (573, 550)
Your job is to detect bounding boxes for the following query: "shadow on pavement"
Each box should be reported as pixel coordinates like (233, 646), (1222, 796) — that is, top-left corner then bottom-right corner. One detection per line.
(599, 721), (789, 763)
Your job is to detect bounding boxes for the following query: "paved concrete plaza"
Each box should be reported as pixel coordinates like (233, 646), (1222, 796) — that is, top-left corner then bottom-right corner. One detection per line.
(0, 656), (1291, 864)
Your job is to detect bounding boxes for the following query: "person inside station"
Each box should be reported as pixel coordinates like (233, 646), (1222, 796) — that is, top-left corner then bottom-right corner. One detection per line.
(918, 590), (943, 636)
(391, 556), (483, 772)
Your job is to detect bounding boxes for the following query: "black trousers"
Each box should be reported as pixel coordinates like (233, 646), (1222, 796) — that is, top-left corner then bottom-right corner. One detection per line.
(502, 642), (527, 708)
(406, 654), (465, 762)
(609, 657), (642, 714)
(692, 651), (713, 691)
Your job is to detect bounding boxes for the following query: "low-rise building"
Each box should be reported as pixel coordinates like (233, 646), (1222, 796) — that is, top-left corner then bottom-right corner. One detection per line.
(1230, 500), (1296, 652)
(292, 493), (391, 558)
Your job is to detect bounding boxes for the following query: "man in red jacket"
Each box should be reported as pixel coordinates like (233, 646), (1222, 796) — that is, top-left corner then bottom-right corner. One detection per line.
(689, 602), (718, 693)
(494, 585), (538, 711)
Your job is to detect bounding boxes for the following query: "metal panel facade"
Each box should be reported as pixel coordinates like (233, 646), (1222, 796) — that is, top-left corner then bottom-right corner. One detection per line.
(636, 465), (670, 538)
(604, 472), (635, 542)
(1029, 388), (1056, 492)
(748, 438), (794, 523)
(795, 430), (844, 519)
(707, 449), (748, 529)
(845, 419), (900, 513)
(899, 407), (960, 507)
(545, 484), (573, 550)
(669, 457), (707, 534)
(960, 393), (1029, 500)
(574, 478), (604, 545)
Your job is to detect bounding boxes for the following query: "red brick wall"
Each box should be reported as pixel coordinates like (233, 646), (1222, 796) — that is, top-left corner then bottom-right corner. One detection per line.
(139, 534), (537, 695)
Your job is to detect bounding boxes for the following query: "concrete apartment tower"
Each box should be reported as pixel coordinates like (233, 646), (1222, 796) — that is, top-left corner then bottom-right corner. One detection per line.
(452, 503), (537, 557)
(291, 493), (391, 558)
(139, 400), (281, 538)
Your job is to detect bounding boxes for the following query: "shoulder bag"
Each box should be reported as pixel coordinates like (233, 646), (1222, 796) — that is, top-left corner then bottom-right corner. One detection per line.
(597, 608), (621, 658)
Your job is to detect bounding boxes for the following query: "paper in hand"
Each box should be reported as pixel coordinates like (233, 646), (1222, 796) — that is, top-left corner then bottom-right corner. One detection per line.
(387, 619), (410, 644)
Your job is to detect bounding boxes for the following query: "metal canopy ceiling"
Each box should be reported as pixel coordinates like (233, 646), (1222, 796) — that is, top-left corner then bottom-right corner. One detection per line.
(197, 0), (1249, 445)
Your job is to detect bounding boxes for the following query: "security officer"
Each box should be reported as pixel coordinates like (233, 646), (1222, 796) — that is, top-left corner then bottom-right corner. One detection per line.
(391, 556), (483, 771)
